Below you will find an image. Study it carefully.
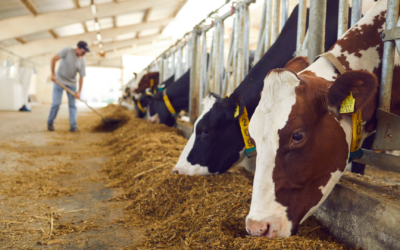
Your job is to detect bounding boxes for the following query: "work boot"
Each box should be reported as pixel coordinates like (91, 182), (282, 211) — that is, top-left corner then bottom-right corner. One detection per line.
(70, 127), (80, 132)
(48, 124), (55, 131)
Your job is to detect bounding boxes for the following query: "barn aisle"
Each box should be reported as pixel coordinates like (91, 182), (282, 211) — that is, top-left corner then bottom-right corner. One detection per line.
(0, 105), (142, 249)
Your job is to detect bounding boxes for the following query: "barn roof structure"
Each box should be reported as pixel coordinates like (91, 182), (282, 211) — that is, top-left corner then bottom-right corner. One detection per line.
(0, 0), (187, 67)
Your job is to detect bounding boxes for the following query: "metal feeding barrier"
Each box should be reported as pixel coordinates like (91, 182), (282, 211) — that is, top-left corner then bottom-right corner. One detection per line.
(142, 0), (400, 172)
(142, 0), (290, 123)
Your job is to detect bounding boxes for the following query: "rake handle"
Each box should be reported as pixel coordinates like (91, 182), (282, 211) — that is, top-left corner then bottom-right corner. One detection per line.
(53, 79), (105, 119)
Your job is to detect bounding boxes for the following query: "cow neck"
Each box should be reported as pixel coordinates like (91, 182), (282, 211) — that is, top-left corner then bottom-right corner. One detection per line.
(137, 100), (146, 113)
(236, 105), (256, 158)
(163, 89), (177, 116)
(316, 52), (364, 162)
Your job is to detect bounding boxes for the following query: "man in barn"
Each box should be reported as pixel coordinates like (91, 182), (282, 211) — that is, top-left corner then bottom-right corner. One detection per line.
(47, 41), (89, 132)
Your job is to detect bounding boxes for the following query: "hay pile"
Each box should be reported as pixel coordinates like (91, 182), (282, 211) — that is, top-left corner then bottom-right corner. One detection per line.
(80, 104), (133, 132)
(102, 116), (356, 249)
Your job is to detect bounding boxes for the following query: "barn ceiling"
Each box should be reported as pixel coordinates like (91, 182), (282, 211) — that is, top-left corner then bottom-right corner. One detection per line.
(0, 0), (187, 64)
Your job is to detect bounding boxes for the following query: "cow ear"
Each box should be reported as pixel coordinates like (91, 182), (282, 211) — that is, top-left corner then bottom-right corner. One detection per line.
(327, 70), (379, 116)
(228, 90), (246, 119)
(284, 56), (310, 73)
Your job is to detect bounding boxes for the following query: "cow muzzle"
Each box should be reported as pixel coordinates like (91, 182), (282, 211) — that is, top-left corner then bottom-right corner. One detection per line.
(246, 218), (277, 238)
(246, 214), (292, 238)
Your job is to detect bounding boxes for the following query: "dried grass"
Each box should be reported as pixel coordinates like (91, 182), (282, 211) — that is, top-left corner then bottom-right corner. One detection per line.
(100, 108), (357, 250)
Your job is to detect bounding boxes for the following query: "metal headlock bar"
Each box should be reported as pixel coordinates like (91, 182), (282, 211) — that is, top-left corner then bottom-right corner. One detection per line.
(190, 0), (256, 121)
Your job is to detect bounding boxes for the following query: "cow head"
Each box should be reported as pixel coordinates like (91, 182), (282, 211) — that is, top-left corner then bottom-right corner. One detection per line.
(246, 68), (378, 238)
(172, 57), (312, 176)
(133, 72), (159, 94)
(173, 91), (255, 175)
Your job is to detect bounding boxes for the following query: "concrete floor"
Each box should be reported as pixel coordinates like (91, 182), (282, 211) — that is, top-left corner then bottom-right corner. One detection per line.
(0, 104), (141, 249)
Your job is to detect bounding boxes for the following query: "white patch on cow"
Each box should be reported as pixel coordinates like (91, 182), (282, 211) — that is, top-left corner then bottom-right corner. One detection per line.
(172, 95), (217, 176)
(301, 115), (352, 223)
(330, 45), (382, 72)
(303, 57), (337, 81)
(148, 113), (159, 124)
(233, 148), (256, 173)
(246, 70), (299, 238)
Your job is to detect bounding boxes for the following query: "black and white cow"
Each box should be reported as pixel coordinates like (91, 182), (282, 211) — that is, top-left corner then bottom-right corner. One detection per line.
(150, 69), (191, 126)
(173, 0), (352, 175)
(133, 74), (175, 119)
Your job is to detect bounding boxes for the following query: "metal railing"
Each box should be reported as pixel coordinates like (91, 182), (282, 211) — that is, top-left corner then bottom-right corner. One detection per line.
(140, 0), (400, 172)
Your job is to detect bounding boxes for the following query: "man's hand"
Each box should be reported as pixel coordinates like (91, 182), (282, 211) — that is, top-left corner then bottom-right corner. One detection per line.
(51, 74), (57, 82)
(75, 91), (81, 99)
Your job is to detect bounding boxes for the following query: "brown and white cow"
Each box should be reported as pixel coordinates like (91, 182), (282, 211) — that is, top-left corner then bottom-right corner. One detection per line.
(246, 0), (400, 238)
(132, 72), (160, 94)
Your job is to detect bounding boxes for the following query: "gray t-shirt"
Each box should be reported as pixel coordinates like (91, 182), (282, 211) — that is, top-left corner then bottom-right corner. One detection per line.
(56, 47), (86, 87)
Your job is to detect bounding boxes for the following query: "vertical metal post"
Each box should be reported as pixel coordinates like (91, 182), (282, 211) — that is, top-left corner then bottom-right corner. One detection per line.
(176, 46), (183, 80)
(235, 7), (243, 88)
(243, 5), (250, 80)
(189, 28), (200, 123)
(351, 0), (362, 27)
(199, 30), (208, 109)
(254, 0), (267, 63)
(264, 0), (273, 51)
(212, 23), (219, 94)
(338, 0), (349, 39)
(281, 0), (289, 31)
(379, 0), (400, 112)
(218, 21), (225, 95)
(272, 0), (281, 43)
(308, 0), (326, 63)
(296, 0), (307, 51)
(164, 54), (169, 81)
(171, 51), (176, 78)
(185, 40), (191, 71)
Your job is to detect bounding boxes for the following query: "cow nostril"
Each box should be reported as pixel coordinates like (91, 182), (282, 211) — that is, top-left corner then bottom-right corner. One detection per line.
(261, 224), (270, 237)
(172, 170), (179, 174)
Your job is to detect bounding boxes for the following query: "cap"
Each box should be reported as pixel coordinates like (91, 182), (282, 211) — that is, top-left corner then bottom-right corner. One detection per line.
(77, 41), (90, 52)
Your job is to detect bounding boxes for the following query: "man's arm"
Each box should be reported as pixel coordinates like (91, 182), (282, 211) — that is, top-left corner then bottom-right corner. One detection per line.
(50, 55), (60, 82)
(75, 77), (83, 99)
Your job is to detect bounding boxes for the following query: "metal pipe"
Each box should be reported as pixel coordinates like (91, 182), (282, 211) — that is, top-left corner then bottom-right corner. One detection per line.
(338, 0), (349, 39)
(350, 0), (362, 27)
(222, 15), (236, 97)
(199, 31), (208, 111)
(171, 51), (176, 79)
(189, 29), (200, 123)
(353, 149), (400, 174)
(308, 0), (327, 63)
(218, 21), (225, 95)
(176, 47), (183, 80)
(301, 29), (309, 51)
(185, 40), (191, 71)
(379, 0), (400, 112)
(212, 23), (218, 94)
(243, 4), (250, 80)
(264, 0), (273, 52)
(281, 0), (289, 31)
(235, 7), (243, 88)
(272, 0), (281, 44)
(254, 0), (267, 63)
(200, 0), (256, 33)
(296, 0), (307, 51)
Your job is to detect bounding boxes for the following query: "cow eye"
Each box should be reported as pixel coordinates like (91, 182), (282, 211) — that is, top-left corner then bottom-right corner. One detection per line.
(292, 131), (305, 143)
(201, 129), (209, 136)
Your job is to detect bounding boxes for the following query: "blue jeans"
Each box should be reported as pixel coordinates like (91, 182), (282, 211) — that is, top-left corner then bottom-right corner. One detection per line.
(48, 83), (78, 129)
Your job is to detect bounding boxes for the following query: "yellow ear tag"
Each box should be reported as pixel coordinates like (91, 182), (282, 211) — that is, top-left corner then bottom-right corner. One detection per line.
(339, 91), (355, 113)
(234, 104), (240, 118)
